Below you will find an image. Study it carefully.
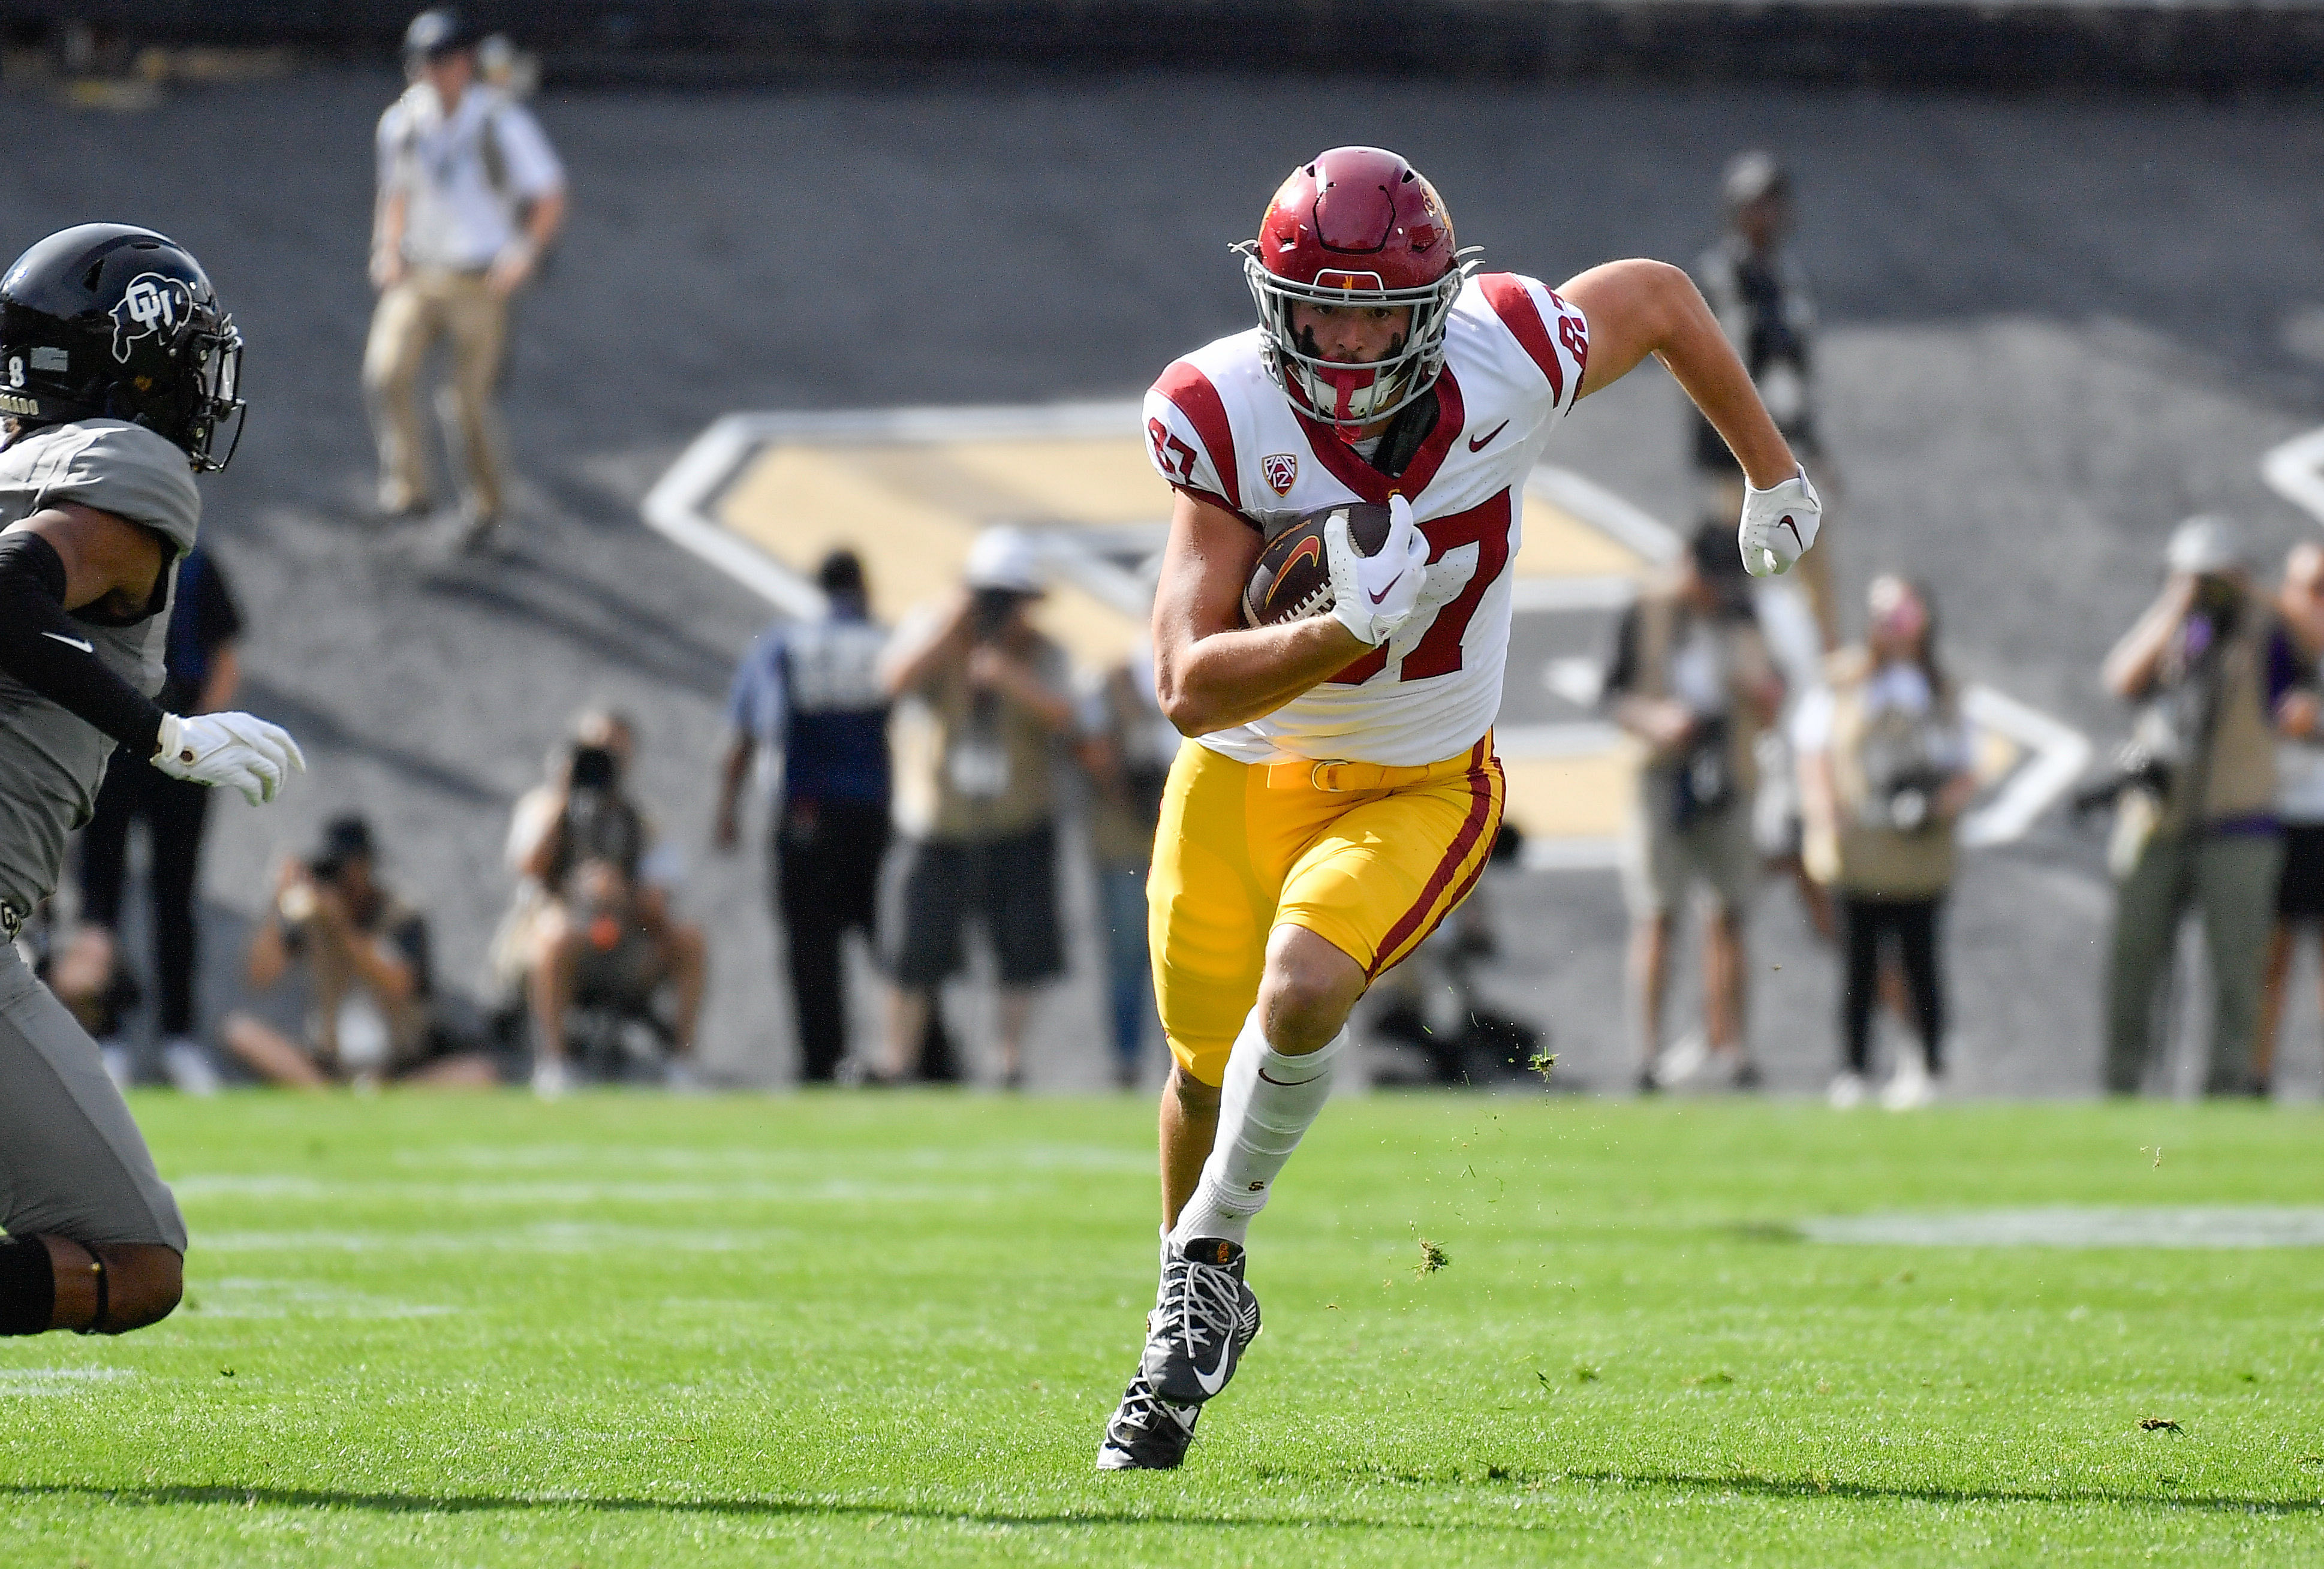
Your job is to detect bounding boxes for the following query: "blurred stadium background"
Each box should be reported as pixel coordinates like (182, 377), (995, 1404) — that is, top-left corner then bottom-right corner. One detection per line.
(7, 0), (2324, 1096)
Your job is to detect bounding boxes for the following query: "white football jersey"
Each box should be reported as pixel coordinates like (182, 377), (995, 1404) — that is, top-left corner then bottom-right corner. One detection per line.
(1143, 272), (1590, 766)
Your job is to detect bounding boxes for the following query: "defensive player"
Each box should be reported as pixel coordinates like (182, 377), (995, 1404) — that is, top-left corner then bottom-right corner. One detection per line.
(0, 225), (303, 1339)
(1098, 147), (1820, 1468)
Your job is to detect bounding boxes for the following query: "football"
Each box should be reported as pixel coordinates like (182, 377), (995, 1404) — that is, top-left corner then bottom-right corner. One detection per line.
(1242, 501), (1395, 627)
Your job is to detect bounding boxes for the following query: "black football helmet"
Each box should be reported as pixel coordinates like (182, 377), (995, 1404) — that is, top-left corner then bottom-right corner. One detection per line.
(0, 224), (245, 471)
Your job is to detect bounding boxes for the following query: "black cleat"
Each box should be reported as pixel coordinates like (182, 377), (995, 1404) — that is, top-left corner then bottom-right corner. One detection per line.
(1095, 1369), (1201, 1471)
(1140, 1237), (1262, 1405)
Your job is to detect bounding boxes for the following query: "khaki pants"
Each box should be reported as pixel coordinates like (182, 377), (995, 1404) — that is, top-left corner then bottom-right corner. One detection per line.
(362, 269), (508, 522)
(2105, 830), (2282, 1095)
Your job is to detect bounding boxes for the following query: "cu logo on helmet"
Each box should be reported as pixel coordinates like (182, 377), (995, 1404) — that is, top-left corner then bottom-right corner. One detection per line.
(109, 272), (195, 364)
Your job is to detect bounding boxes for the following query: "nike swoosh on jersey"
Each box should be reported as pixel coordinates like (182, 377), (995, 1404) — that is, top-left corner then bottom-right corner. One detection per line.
(1467, 420), (1510, 452)
(40, 631), (94, 654)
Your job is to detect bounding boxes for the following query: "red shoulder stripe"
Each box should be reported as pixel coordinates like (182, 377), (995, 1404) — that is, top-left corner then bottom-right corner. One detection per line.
(1155, 361), (1241, 513)
(1477, 273), (1565, 406)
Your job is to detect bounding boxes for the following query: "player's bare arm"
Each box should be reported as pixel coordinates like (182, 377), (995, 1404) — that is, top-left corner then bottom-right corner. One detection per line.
(1150, 489), (1368, 736)
(1562, 258), (1823, 577)
(1560, 259), (1796, 486)
(7, 502), (170, 615)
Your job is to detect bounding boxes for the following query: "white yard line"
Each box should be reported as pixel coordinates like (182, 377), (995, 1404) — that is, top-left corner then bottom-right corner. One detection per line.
(1799, 1206), (2324, 1249)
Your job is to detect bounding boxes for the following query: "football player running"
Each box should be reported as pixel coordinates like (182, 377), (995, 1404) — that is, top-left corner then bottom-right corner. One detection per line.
(1098, 147), (1819, 1469)
(0, 225), (302, 1340)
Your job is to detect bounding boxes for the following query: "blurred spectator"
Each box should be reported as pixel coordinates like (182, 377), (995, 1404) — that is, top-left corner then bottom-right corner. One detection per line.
(365, 6), (565, 547)
(1076, 643), (1177, 1088)
(220, 816), (493, 1089)
(2099, 516), (2301, 1096)
(507, 710), (707, 1095)
(2254, 541), (2324, 1095)
(76, 543), (242, 1092)
(715, 549), (892, 1084)
(1693, 150), (1838, 649)
(1795, 577), (1977, 1110)
(38, 921), (149, 1090)
(878, 528), (1073, 1088)
(1605, 520), (1784, 1092)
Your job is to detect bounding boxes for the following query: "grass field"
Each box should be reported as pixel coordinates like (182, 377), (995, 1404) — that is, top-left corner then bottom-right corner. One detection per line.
(3, 1092), (2320, 1567)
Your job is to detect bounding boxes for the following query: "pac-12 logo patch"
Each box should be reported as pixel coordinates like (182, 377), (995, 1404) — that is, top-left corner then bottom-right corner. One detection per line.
(110, 272), (194, 364)
(1262, 453), (1298, 495)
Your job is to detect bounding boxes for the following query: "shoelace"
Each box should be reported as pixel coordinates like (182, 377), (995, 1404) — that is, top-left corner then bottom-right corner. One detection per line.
(1161, 1255), (1244, 1360)
(1116, 1374), (1194, 1434)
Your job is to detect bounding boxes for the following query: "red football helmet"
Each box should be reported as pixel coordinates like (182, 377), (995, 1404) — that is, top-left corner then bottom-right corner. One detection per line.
(1236, 147), (1477, 430)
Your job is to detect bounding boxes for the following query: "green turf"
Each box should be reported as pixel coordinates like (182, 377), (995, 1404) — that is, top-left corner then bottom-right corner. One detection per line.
(4, 1092), (2320, 1566)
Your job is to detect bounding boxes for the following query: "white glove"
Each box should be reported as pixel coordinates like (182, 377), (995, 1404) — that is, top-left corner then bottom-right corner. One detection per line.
(1738, 468), (1823, 577)
(150, 710), (306, 806)
(1327, 493), (1432, 646)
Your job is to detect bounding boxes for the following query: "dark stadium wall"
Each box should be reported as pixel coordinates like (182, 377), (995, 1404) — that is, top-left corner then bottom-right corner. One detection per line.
(4, 0), (2323, 91)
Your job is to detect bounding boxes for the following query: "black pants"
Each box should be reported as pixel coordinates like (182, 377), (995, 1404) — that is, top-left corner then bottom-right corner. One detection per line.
(78, 753), (212, 1038)
(773, 798), (890, 1083)
(1838, 892), (1944, 1075)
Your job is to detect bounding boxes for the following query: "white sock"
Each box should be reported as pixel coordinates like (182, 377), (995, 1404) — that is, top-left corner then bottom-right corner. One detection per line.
(1169, 1010), (1345, 1248)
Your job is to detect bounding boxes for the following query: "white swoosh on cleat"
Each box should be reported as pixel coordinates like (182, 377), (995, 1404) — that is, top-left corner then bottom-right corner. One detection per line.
(1191, 1335), (1232, 1396)
(40, 631), (93, 653)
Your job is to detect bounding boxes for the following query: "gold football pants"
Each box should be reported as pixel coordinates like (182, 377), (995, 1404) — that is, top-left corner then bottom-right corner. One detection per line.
(1148, 734), (1504, 1085)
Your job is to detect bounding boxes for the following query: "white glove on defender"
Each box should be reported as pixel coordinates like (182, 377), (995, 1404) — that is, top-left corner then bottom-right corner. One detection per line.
(1327, 493), (1431, 647)
(151, 711), (307, 806)
(1738, 468), (1823, 577)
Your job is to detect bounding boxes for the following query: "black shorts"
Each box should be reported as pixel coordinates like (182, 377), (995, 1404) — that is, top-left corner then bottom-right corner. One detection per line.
(882, 822), (1064, 989)
(2278, 823), (2324, 919)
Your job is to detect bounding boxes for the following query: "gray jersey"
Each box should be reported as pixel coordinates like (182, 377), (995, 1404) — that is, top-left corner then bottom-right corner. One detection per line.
(0, 419), (198, 915)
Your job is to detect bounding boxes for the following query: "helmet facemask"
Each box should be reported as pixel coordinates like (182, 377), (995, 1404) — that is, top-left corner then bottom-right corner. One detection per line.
(177, 313), (245, 472)
(1238, 242), (1478, 430)
(106, 293), (242, 471)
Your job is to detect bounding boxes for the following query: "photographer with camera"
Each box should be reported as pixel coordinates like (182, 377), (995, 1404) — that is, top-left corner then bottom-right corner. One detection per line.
(1605, 519), (1786, 1092)
(1795, 576), (1976, 1110)
(220, 815), (492, 1088)
(2097, 517), (2304, 1096)
(877, 528), (1074, 1088)
(508, 710), (707, 1096)
(2254, 542), (2324, 1098)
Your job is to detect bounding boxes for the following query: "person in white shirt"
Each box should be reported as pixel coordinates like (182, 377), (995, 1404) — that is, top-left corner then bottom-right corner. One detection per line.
(2254, 542), (2324, 1096)
(363, 8), (566, 546)
(1793, 576), (1977, 1110)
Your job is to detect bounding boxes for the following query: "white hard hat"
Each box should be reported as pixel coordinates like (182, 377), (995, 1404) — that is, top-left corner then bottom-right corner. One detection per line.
(2166, 514), (2244, 576)
(964, 526), (1044, 594)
